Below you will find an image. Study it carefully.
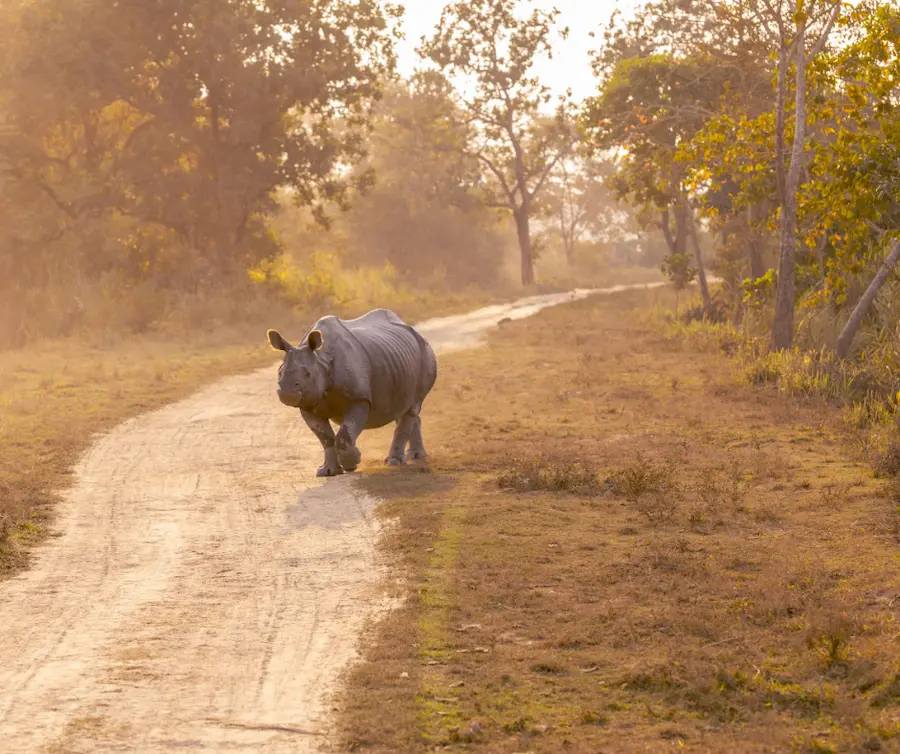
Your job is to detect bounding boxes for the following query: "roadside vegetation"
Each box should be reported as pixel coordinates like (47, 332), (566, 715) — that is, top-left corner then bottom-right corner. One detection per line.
(341, 286), (900, 753)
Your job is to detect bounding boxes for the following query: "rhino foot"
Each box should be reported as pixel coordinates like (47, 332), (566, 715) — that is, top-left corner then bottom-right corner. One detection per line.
(385, 455), (406, 466)
(406, 449), (428, 463)
(338, 446), (362, 473)
(316, 463), (344, 478)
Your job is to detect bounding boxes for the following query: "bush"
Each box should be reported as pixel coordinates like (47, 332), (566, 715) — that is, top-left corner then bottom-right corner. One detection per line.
(680, 296), (730, 325)
(497, 456), (602, 495)
(606, 454), (681, 523)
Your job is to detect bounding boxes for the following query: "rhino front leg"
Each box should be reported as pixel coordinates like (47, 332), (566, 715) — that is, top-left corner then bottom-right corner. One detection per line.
(301, 410), (343, 477)
(386, 412), (416, 466)
(335, 401), (369, 472)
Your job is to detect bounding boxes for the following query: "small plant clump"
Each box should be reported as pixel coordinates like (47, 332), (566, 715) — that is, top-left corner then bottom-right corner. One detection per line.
(497, 456), (602, 495)
(873, 435), (900, 478)
(605, 453), (681, 522)
(497, 453), (684, 524)
(680, 295), (730, 325)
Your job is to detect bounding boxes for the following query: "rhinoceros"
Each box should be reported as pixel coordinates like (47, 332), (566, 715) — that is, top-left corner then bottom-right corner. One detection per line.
(266, 308), (438, 477)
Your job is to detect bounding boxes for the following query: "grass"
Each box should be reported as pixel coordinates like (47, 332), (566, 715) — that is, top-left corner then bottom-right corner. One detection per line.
(659, 296), (900, 493)
(338, 286), (900, 752)
(0, 291), (493, 578)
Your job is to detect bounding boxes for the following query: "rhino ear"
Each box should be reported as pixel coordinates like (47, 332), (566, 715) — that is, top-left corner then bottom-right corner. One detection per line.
(307, 329), (324, 351)
(267, 329), (292, 352)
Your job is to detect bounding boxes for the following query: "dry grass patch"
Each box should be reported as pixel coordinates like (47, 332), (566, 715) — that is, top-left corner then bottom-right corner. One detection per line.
(339, 287), (900, 753)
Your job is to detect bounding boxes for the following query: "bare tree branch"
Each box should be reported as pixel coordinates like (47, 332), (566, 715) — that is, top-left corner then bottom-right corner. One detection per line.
(527, 152), (563, 202)
(806, 0), (841, 60)
(751, 0), (783, 42)
(473, 149), (516, 204)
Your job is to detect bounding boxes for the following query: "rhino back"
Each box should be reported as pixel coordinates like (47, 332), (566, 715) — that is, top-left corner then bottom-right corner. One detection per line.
(339, 310), (436, 428)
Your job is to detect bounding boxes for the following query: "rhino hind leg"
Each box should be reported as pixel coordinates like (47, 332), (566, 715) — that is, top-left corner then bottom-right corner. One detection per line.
(406, 415), (427, 463)
(385, 413), (416, 466)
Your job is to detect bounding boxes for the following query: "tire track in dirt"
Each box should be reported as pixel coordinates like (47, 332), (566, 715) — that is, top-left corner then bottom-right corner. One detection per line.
(0, 284), (660, 753)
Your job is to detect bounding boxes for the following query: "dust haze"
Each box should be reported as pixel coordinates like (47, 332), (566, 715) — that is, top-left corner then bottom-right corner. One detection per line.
(3, 0), (900, 750)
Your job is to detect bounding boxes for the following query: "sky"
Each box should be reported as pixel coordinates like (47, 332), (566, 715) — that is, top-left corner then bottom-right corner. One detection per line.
(394, 0), (640, 102)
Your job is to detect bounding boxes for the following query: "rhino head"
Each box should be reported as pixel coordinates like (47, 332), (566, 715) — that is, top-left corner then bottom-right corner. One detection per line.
(267, 328), (330, 409)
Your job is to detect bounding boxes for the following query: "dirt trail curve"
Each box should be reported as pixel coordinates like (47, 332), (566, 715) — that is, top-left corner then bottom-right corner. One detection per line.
(0, 284), (660, 753)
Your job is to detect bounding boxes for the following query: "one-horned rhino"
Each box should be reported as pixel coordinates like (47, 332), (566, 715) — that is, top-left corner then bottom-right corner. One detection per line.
(267, 308), (438, 476)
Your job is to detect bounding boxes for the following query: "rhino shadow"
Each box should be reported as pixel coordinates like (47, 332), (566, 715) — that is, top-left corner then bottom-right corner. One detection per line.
(283, 467), (457, 533)
(284, 476), (376, 532)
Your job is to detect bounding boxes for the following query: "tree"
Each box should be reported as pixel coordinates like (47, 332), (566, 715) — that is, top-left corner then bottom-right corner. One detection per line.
(0, 0), (401, 285)
(835, 240), (900, 359)
(590, 0), (777, 308)
(749, 0), (842, 350)
(586, 0), (777, 311)
(585, 54), (734, 308)
(539, 152), (617, 266)
(661, 250), (698, 313)
(680, 111), (779, 292)
(593, 0), (773, 90)
(335, 75), (509, 287)
(798, 2), (900, 357)
(418, 0), (574, 286)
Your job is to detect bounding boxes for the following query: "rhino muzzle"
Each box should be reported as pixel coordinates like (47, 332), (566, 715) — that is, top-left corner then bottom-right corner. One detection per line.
(277, 389), (304, 408)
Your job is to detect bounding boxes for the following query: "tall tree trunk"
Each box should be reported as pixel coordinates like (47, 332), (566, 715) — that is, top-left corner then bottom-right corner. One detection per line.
(674, 203), (688, 256)
(565, 237), (575, 266)
(682, 198), (711, 309)
(771, 25), (806, 351)
(835, 241), (900, 359)
(566, 208), (580, 267)
(515, 207), (535, 286)
(559, 204), (575, 266)
(659, 209), (676, 255)
(510, 136), (535, 287)
(749, 242), (766, 279)
(773, 46), (788, 209)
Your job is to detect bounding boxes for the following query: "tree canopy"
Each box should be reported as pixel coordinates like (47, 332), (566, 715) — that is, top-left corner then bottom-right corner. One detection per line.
(0, 0), (400, 320)
(7, 0), (900, 358)
(418, 0), (575, 285)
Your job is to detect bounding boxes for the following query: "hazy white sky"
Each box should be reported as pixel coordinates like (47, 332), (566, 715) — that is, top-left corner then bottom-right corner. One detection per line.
(394, 0), (640, 102)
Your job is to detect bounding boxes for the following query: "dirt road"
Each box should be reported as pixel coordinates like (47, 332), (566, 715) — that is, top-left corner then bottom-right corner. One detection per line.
(0, 285), (657, 753)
